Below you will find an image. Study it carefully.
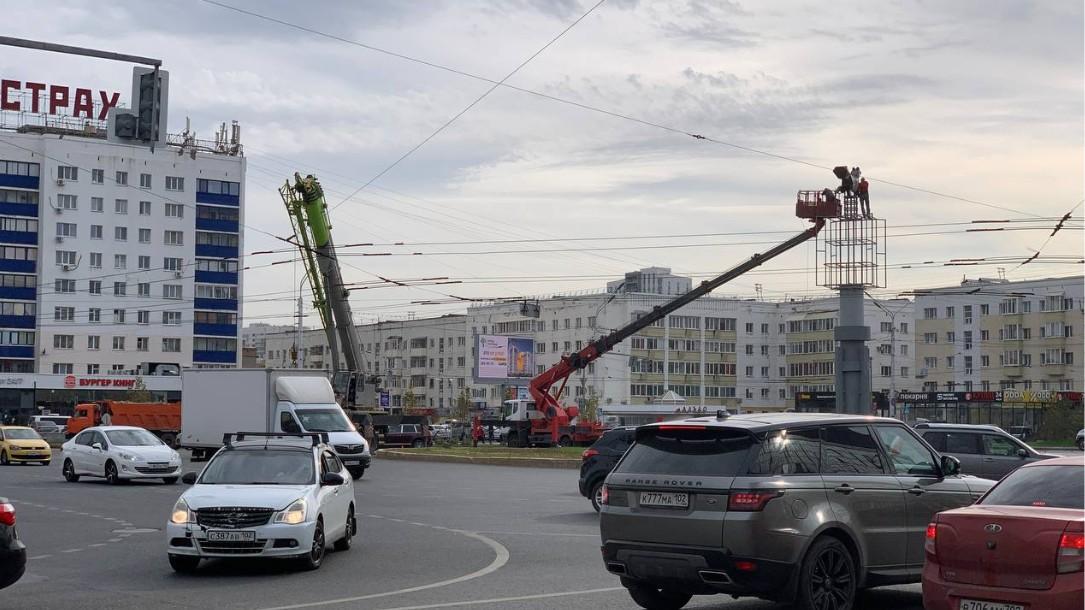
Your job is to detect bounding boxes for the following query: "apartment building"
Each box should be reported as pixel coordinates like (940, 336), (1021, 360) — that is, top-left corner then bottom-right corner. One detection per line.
(914, 276), (1083, 393)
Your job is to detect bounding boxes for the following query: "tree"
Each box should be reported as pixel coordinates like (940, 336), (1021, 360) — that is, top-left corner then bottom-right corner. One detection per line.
(582, 390), (600, 422)
(454, 389), (470, 421)
(403, 389), (418, 409)
(127, 377), (154, 402)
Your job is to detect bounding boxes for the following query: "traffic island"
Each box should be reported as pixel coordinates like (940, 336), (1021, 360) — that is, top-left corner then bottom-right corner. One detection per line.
(377, 446), (582, 469)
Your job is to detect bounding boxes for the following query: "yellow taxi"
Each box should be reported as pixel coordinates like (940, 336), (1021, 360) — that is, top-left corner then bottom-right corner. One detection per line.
(0, 426), (52, 465)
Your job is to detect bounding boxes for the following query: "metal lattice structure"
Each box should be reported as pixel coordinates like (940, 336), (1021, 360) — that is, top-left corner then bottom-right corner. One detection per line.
(816, 195), (886, 289)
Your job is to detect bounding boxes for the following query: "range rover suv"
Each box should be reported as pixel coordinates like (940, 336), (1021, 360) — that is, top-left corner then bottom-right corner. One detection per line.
(598, 413), (994, 610)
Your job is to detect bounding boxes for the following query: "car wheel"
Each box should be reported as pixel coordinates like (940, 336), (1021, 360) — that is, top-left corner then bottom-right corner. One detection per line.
(168, 554), (200, 574)
(625, 582), (692, 610)
(334, 506), (355, 552)
(1077, 439), (1084, 452)
(298, 518), (326, 570)
(557, 435), (573, 447)
(796, 537), (856, 610)
(590, 481), (604, 513)
(63, 459), (80, 482)
(411, 439), (424, 448)
(105, 460), (121, 485)
(163, 477), (178, 485)
(0, 450), (8, 466)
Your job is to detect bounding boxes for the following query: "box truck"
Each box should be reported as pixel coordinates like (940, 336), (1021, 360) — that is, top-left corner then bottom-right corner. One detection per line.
(180, 369), (371, 478)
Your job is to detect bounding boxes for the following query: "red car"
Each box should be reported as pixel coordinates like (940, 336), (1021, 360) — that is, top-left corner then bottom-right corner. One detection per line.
(923, 455), (1084, 610)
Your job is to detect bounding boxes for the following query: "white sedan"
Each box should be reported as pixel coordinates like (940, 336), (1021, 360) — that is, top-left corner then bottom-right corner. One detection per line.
(61, 426), (182, 485)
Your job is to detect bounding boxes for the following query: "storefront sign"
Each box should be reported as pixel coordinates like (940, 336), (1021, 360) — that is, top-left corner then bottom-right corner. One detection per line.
(0, 79), (121, 120)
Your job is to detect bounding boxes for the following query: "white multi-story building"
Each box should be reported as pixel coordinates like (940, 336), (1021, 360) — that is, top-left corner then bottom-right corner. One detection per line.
(0, 70), (243, 375)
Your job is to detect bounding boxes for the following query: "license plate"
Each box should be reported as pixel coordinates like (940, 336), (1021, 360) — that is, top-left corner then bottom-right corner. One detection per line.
(342, 459), (359, 465)
(959, 600), (1024, 610)
(639, 492), (689, 508)
(206, 530), (255, 542)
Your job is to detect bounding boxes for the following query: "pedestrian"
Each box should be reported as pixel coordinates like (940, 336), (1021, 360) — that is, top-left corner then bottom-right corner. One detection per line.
(487, 424), (495, 445)
(472, 424), (484, 448)
(100, 404), (113, 427)
(857, 177), (871, 218)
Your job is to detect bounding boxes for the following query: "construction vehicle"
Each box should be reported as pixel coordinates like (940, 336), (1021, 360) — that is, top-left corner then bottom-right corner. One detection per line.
(505, 189), (837, 447)
(67, 401), (181, 447)
(281, 174), (379, 433)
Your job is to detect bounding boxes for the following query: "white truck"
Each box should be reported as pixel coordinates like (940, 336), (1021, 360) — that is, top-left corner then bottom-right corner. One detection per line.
(180, 369), (371, 478)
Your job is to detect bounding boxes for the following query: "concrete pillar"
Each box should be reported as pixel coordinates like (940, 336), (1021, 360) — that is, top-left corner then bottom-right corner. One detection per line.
(835, 285), (871, 413)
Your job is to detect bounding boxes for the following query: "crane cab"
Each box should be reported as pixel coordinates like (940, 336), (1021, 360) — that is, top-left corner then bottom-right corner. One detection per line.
(502, 399), (543, 422)
(795, 190), (841, 220)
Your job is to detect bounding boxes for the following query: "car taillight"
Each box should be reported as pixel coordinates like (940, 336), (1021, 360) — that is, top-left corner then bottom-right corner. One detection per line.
(727, 491), (781, 511)
(582, 448), (599, 461)
(924, 522), (938, 557)
(600, 484), (610, 506)
(0, 502), (14, 526)
(1057, 529), (1084, 574)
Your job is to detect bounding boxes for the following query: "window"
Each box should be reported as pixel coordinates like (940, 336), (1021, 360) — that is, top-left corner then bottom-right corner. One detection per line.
(880, 365), (891, 377)
(946, 356), (955, 369)
(89, 252), (102, 268)
(90, 196), (103, 212)
(86, 364), (99, 374)
(115, 170), (128, 186)
(139, 228), (151, 243)
(901, 344), (908, 355)
(137, 282), (150, 297)
(112, 309), (126, 324)
(137, 337), (148, 352)
(164, 231), (184, 246)
(88, 224), (102, 239)
(945, 306), (955, 318)
(111, 364), (125, 373)
(196, 285), (237, 300)
(114, 199), (127, 214)
(195, 258), (239, 273)
(55, 250), (77, 266)
(163, 257), (183, 271)
(165, 176), (184, 191)
(91, 169), (104, 184)
(981, 329), (990, 341)
(52, 363), (73, 374)
(162, 338), (181, 352)
(901, 366), (909, 377)
(137, 310), (149, 325)
(57, 166), (78, 181)
(89, 280), (101, 295)
(196, 179), (240, 196)
(114, 254), (126, 269)
(981, 355), (990, 367)
(760, 366), (769, 377)
(112, 336), (126, 351)
(54, 279), (75, 293)
(760, 345), (769, 356)
(874, 426), (938, 476)
(760, 323), (769, 334)
(822, 426), (885, 474)
(899, 322), (908, 333)
(980, 303), (990, 315)
(946, 331), (955, 343)
(163, 284), (183, 300)
(744, 366), (753, 377)
(138, 201), (151, 216)
(88, 308), (100, 323)
(164, 203), (184, 218)
(138, 255), (150, 270)
(963, 305), (973, 324)
(87, 335), (100, 350)
(139, 173), (151, 188)
(923, 307), (937, 319)
(114, 226), (127, 241)
(57, 194), (77, 210)
(923, 333), (937, 344)
(745, 344), (754, 355)
(163, 311), (182, 325)
(54, 306), (74, 321)
(55, 222), (77, 238)
(745, 322), (754, 334)
(982, 434), (1023, 457)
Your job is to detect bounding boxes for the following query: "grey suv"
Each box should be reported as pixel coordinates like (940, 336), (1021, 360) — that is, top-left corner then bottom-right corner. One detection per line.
(598, 413), (994, 610)
(914, 422), (1055, 479)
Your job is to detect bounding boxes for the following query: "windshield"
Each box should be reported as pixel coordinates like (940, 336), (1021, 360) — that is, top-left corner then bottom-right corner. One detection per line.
(979, 464), (1084, 509)
(615, 428), (754, 477)
(105, 429), (164, 446)
(199, 450), (315, 485)
(5, 428), (42, 440)
(294, 408), (353, 432)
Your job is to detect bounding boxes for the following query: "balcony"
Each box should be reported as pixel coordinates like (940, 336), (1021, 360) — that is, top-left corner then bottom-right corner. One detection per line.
(0, 286), (34, 301)
(196, 217), (239, 233)
(0, 314), (35, 329)
(194, 270), (238, 285)
(0, 345), (33, 358)
(196, 191), (240, 207)
(0, 202), (37, 218)
(0, 259), (34, 273)
(192, 350), (237, 364)
(193, 323), (237, 337)
(0, 230), (36, 245)
(195, 244), (239, 259)
(0, 174), (38, 190)
(194, 297), (238, 311)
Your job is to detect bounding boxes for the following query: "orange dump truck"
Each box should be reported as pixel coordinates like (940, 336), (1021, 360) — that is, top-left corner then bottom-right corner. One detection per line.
(67, 401), (182, 446)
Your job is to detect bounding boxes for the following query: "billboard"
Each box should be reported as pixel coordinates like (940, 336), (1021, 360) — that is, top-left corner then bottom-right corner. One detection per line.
(476, 335), (534, 381)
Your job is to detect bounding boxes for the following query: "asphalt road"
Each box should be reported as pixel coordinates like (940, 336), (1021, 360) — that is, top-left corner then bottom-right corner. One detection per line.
(3, 450), (1077, 610)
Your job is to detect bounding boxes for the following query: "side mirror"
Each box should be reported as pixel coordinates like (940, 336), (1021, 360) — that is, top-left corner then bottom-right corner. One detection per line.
(1017, 448), (1028, 458)
(940, 454), (961, 477)
(181, 472), (198, 485)
(321, 472), (345, 486)
(91, 442), (103, 451)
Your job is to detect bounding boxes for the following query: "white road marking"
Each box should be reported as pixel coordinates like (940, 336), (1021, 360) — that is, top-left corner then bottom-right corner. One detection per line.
(28, 554), (52, 560)
(60, 548), (82, 553)
(477, 530), (598, 538)
(89, 543), (108, 547)
(257, 522), (511, 610)
(364, 587), (623, 610)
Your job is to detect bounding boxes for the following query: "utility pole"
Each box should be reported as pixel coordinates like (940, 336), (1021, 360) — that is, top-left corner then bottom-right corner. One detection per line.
(295, 295), (303, 369)
(868, 293), (909, 417)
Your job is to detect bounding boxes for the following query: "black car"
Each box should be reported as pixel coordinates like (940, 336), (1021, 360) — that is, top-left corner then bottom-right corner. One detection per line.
(578, 427), (635, 511)
(0, 497), (25, 590)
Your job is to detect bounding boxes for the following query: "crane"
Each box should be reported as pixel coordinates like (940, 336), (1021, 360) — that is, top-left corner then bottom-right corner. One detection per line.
(503, 189), (838, 447)
(280, 173), (374, 409)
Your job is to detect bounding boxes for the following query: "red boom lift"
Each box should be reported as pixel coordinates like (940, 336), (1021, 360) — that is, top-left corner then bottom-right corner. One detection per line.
(502, 190), (837, 448)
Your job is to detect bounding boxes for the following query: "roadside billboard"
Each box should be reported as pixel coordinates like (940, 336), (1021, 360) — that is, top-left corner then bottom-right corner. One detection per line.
(476, 335), (534, 382)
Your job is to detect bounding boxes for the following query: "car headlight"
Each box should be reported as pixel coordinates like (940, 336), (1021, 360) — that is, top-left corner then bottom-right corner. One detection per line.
(119, 452), (137, 461)
(170, 498), (195, 525)
(273, 499), (307, 525)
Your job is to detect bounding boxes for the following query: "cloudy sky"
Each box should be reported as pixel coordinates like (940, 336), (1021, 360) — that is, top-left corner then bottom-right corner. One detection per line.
(4, 0), (1083, 326)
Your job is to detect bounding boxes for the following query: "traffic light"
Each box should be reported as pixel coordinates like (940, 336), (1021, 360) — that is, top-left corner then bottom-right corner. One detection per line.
(137, 71), (158, 141)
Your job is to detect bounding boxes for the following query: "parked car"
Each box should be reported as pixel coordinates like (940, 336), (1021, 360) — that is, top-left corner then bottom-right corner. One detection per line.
(1076, 428), (1084, 451)
(29, 415), (69, 435)
(431, 424), (452, 443)
(0, 426), (52, 466)
(166, 432), (355, 572)
(381, 424), (432, 448)
(61, 426), (182, 485)
(923, 455), (1084, 610)
(916, 422), (1057, 479)
(0, 498), (25, 589)
(599, 413), (994, 610)
(579, 427), (635, 511)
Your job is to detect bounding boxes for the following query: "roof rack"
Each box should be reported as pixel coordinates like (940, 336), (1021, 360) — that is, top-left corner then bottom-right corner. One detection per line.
(222, 431), (329, 448)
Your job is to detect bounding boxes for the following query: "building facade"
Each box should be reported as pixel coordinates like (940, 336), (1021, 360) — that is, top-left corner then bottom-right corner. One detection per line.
(914, 276), (1083, 393)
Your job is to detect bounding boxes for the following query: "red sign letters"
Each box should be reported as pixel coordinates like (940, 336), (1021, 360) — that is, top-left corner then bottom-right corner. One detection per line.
(0, 79), (120, 121)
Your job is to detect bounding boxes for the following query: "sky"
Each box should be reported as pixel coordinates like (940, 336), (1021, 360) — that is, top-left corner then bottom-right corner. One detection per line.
(3, 0), (1083, 327)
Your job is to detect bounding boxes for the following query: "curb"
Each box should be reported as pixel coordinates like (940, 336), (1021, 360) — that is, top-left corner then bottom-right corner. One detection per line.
(377, 449), (580, 470)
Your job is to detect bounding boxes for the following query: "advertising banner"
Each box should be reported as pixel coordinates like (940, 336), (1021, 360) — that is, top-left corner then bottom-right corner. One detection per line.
(476, 335), (535, 382)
